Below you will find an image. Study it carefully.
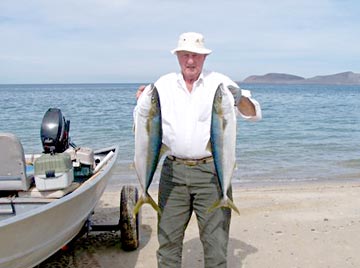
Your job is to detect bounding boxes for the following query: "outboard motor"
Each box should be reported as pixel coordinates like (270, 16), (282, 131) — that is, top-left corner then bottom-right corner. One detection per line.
(40, 108), (70, 154)
(35, 108), (75, 191)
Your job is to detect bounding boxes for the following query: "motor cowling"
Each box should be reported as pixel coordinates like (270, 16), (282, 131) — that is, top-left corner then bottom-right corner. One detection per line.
(40, 108), (70, 154)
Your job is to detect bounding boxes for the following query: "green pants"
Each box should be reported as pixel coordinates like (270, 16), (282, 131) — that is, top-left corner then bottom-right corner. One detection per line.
(157, 157), (232, 268)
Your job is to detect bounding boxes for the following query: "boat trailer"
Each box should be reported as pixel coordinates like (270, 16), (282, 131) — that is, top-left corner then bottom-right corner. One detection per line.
(82, 185), (140, 251)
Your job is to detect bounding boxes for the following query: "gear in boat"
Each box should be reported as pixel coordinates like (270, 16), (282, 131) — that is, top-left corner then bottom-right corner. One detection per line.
(37, 108), (99, 191)
(0, 107), (96, 194)
(36, 108), (96, 190)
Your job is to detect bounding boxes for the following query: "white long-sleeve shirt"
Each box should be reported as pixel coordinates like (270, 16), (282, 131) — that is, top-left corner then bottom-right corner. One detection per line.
(135, 70), (261, 159)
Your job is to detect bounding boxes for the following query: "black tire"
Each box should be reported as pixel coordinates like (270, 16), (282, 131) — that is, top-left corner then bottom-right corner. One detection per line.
(120, 185), (139, 251)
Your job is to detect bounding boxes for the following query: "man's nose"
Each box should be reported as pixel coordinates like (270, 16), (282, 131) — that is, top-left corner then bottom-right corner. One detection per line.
(187, 56), (194, 63)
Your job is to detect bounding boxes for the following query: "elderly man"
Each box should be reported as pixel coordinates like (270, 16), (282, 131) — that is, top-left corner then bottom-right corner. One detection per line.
(135, 32), (261, 268)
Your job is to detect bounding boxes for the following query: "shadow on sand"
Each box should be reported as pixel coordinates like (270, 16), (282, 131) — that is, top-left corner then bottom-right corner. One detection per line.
(37, 222), (153, 268)
(182, 237), (258, 267)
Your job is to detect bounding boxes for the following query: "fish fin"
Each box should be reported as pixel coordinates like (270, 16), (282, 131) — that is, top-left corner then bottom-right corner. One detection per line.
(133, 193), (161, 216)
(159, 144), (169, 159)
(133, 196), (145, 215)
(205, 140), (212, 153)
(129, 162), (135, 169)
(207, 198), (240, 215)
(222, 117), (228, 130)
(227, 198), (240, 215)
(147, 194), (162, 215)
(207, 199), (222, 213)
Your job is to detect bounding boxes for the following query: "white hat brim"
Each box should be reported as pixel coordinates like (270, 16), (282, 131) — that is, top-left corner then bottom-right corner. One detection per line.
(171, 47), (212, 55)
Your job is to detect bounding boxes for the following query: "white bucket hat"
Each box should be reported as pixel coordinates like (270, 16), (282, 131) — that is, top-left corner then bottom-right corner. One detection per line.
(171, 32), (212, 55)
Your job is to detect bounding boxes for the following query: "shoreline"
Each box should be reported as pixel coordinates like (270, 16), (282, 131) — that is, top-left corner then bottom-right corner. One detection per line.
(38, 179), (360, 267)
(107, 168), (360, 191)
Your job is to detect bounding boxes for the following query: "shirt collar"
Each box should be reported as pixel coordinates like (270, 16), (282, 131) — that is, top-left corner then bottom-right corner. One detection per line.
(176, 70), (207, 89)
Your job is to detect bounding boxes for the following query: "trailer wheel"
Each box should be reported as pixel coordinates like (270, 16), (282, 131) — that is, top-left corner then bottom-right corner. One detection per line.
(120, 185), (139, 251)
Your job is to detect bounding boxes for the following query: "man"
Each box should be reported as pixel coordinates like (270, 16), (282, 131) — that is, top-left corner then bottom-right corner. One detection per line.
(135, 32), (261, 268)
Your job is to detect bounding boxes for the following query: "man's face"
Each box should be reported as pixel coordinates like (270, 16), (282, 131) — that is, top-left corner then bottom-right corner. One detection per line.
(176, 51), (207, 81)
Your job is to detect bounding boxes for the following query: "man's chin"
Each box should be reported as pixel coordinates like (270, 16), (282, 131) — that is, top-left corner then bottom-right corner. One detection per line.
(184, 70), (199, 78)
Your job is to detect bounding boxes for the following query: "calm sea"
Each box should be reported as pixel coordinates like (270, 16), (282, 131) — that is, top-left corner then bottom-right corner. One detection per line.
(1, 83), (359, 186)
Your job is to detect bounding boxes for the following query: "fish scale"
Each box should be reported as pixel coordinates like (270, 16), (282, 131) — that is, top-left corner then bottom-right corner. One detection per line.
(133, 84), (162, 215)
(210, 83), (240, 214)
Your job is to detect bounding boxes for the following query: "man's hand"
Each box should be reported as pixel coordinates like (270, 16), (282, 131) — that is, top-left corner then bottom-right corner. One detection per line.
(228, 85), (256, 116)
(136, 85), (146, 99)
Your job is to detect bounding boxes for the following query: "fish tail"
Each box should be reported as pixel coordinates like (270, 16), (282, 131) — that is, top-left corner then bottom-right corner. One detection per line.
(133, 193), (161, 215)
(207, 198), (240, 215)
(147, 194), (162, 215)
(226, 198), (240, 215)
(133, 197), (145, 215)
(207, 199), (222, 213)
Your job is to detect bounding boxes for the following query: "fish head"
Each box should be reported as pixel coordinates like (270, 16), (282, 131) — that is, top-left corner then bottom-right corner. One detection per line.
(213, 84), (233, 115)
(149, 85), (161, 118)
(213, 84), (224, 114)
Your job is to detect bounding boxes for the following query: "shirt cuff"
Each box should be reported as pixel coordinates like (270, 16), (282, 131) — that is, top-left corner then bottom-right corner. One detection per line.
(236, 95), (262, 121)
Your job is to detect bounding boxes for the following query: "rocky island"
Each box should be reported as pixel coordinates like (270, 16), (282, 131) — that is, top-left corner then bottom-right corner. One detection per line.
(242, 71), (360, 85)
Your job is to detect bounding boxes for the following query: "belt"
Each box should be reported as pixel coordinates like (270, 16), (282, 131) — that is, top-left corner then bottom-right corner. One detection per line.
(167, 155), (213, 166)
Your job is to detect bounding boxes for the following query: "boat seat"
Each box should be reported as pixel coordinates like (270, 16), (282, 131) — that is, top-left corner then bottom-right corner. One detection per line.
(0, 133), (32, 191)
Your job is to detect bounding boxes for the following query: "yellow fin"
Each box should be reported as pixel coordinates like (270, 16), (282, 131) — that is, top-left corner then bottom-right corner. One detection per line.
(227, 198), (240, 215)
(159, 144), (169, 159)
(133, 193), (161, 216)
(205, 140), (212, 153)
(129, 162), (135, 169)
(208, 198), (240, 215)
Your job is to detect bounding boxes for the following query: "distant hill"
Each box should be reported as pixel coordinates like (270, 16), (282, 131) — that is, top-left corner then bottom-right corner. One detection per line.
(242, 71), (360, 85)
(306, 72), (360, 85)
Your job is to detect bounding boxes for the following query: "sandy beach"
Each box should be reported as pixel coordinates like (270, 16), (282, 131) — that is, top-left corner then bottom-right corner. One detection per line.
(38, 180), (360, 268)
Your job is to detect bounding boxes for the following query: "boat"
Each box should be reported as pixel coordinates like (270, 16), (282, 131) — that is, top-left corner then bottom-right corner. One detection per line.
(0, 108), (139, 268)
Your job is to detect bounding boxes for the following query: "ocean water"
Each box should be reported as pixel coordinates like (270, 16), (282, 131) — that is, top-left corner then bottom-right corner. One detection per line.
(1, 83), (359, 186)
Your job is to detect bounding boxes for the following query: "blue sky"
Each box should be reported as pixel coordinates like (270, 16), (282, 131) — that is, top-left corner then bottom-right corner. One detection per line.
(0, 0), (359, 84)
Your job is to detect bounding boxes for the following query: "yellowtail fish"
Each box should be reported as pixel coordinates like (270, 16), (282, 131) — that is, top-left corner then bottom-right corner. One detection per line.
(209, 84), (240, 214)
(133, 84), (162, 215)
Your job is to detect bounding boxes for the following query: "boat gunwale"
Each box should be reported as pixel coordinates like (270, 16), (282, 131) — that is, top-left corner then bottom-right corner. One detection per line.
(0, 144), (119, 227)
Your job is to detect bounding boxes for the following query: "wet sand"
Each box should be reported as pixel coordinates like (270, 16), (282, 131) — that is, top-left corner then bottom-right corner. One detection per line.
(38, 181), (360, 267)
